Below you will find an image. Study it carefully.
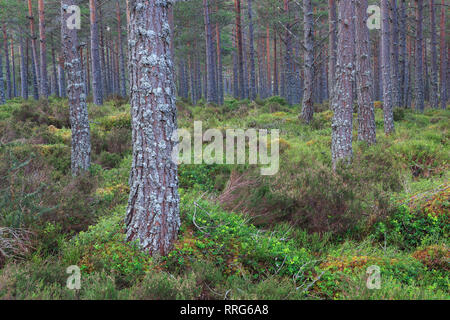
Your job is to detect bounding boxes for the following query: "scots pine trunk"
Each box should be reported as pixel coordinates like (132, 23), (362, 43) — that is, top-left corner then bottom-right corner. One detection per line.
(381, 0), (395, 133)
(414, 0), (425, 112)
(61, 0), (91, 176)
(355, 0), (376, 145)
(216, 8), (224, 105)
(51, 43), (59, 97)
(234, 0), (245, 99)
(3, 27), (11, 100)
(117, 1), (127, 98)
(390, 0), (400, 107)
(331, 0), (354, 169)
(301, 0), (314, 123)
(273, 32), (279, 96)
(89, 0), (104, 105)
(27, 0), (40, 99)
(11, 36), (17, 98)
(266, 25), (272, 97)
(439, 0), (447, 109)
(126, 0), (180, 256)
(19, 35), (28, 100)
(399, 0), (408, 107)
(247, 0), (256, 100)
(38, 0), (48, 98)
(0, 47), (4, 104)
(328, 0), (337, 101)
(30, 40), (39, 100)
(203, 0), (217, 103)
(58, 55), (66, 98)
(429, 0), (439, 108)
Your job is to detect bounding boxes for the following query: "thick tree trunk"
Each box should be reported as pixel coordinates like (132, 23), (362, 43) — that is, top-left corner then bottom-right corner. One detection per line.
(266, 25), (272, 97)
(38, 0), (49, 98)
(331, 0), (355, 169)
(61, 0), (91, 176)
(381, 0), (395, 133)
(399, 0), (408, 107)
(439, 0), (447, 109)
(19, 35), (28, 100)
(215, 7), (224, 105)
(89, 0), (104, 105)
(58, 55), (66, 98)
(273, 32), (279, 96)
(355, 0), (376, 145)
(51, 43), (59, 97)
(301, 0), (314, 122)
(126, 0), (180, 256)
(414, 0), (425, 112)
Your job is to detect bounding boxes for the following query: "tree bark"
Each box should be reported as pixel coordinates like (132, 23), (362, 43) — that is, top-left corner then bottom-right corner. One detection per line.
(203, 0), (218, 103)
(439, 0), (447, 109)
(117, 1), (127, 98)
(3, 27), (11, 100)
(381, 0), (395, 133)
(331, 0), (355, 169)
(38, 0), (49, 98)
(390, 0), (400, 107)
(89, 0), (104, 105)
(247, 0), (256, 100)
(234, 0), (245, 99)
(126, 0), (180, 256)
(61, 0), (91, 176)
(27, 0), (40, 99)
(0, 46), (4, 104)
(414, 0), (425, 112)
(301, 0), (314, 123)
(328, 0), (337, 103)
(355, 0), (376, 145)
(19, 35), (28, 100)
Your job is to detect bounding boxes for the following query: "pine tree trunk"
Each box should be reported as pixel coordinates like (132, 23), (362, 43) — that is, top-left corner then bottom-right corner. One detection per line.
(27, 0), (40, 99)
(439, 0), (447, 109)
(11, 35), (17, 98)
(398, 0), (408, 107)
(19, 35), (28, 100)
(38, 0), (48, 98)
(247, 0), (256, 100)
(61, 0), (91, 176)
(203, 0), (217, 103)
(58, 55), (66, 98)
(355, 0), (376, 145)
(51, 43), (59, 97)
(381, 0), (395, 133)
(126, 0), (180, 256)
(301, 0), (314, 122)
(0, 47), (5, 104)
(390, 0), (400, 107)
(273, 32), (279, 96)
(414, 0), (425, 112)
(88, 0), (103, 105)
(215, 14), (224, 105)
(117, 1), (127, 98)
(3, 27), (11, 100)
(234, 0), (245, 99)
(328, 0), (337, 102)
(331, 0), (355, 169)
(429, 0), (439, 108)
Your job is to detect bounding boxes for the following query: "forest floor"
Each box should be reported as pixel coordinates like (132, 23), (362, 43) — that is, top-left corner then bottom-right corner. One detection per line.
(0, 96), (448, 300)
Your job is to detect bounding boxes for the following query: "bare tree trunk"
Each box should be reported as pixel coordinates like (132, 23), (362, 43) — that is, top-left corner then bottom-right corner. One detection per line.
(89, 0), (103, 104)
(439, 0), (447, 109)
(273, 32), (279, 96)
(332, 0), (355, 169)
(58, 55), (66, 98)
(203, 0), (218, 103)
(414, 0), (425, 112)
(216, 4), (224, 105)
(301, 0), (314, 123)
(38, 0), (48, 98)
(10, 35), (17, 98)
(381, 0), (395, 133)
(247, 0), (256, 100)
(266, 25), (272, 97)
(355, 0), (376, 145)
(0, 46), (4, 104)
(3, 27), (11, 100)
(390, 0), (400, 107)
(234, 0), (245, 99)
(51, 41), (59, 97)
(61, 0), (91, 176)
(27, 0), (40, 99)
(328, 0), (337, 102)
(117, 0), (127, 98)
(399, 0), (408, 107)
(126, 0), (180, 256)
(19, 35), (28, 100)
